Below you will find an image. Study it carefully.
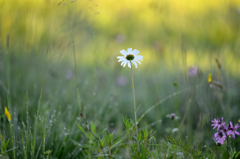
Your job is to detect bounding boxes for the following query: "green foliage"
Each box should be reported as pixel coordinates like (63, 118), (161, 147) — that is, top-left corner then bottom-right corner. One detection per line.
(122, 115), (157, 158)
(229, 147), (240, 159)
(0, 136), (10, 156)
(164, 135), (203, 158)
(0, 50), (240, 158)
(0, 0), (240, 158)
(122, 115), (136, 141)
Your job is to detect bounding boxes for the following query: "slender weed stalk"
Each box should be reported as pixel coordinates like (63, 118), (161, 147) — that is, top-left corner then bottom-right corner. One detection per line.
(67, 1), (82, 114)
(26, 87), (29, 134)
(67, 1), (104, 157)
(6, 34), (10, 96)
(21, 130), (27, 159)
(139, 88), (191, 123)
(173, 83), (178, 114)
(179, 90), (195, 133)
(25, 87), (29, 158)
(173, 82), (181, 128)
(6, 34), (15, 158)
(181, 33), (188, 84)
(0, 130), (3, 154)
(179, 77), (206, 135)
(31, 89), (43, 159)
(130, 61), (139, 157)
(43, 116), (47, 158)
(226, 136), (229, 159)
(7, 96), (15, 159)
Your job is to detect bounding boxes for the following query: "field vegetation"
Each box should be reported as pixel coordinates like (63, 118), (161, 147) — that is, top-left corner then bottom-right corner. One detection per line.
(0, 0), (240, 158)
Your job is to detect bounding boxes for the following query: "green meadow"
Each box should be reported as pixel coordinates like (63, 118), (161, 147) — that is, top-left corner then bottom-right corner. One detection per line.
(0, 0), (240, 158)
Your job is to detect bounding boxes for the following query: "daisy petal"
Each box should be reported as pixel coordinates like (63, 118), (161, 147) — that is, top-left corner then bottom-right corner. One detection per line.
(120, 50), (128, 56)
(128, 61), (131, 68)
(118, 57), (124, 60)
(132, 60), (137, 68)
(117, 56), (124, 59)
(127, 48), (132, 54)
(118, 59), (124, 62)
(135, 55), (143, 60)
(132, 49), (139, 55)
(118, 48), (143, 68)
(118, 57), (125, 62)
(123, 62), (127, 67)
(135, 59), (141, 64)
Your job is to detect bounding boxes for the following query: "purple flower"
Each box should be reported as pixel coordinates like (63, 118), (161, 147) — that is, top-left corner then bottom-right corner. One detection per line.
(211, 118), (225, 131)
(188, 66), (198, 77)
(227, 122), (240, 138)
(171, 113), (176, 120)
(219, 125), (228, 134)
(214, 131), (226, 145)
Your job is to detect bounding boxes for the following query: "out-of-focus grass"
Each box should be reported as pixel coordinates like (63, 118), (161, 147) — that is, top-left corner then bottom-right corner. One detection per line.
(0, 0), (240, 158)
(0, 0), (240, 72)
(1, 49), (240, 158)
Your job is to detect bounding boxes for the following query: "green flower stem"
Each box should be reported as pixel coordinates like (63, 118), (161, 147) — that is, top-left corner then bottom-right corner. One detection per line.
(130, 61), (139, 158)
(218, 146), (220, 159)
(227, 136), (229, 159)
(7, 96), (15, 159)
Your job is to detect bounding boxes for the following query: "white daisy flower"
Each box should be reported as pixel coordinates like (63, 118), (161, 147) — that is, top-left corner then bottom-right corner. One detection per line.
(117, 48), (143, 68)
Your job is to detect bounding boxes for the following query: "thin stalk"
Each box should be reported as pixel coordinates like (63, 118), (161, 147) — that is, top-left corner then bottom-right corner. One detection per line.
(181, 33), (187, 84)
(88, 138), (91, 159)
(26, 87), (29, 133)
(179, 77), (206, 134)
(7, 96), (15, 159)
(218, 146), (220, 159)
(139, 87), (191, 123)
(26, 87), (29, 157)
(0, 130), (3, 154)
(67, 2), (82, 114)
(71, 32), (82, 113)
(173, 83), (181, 130)
(174, 84), (178, 114)
(226, 136), (229, 159)
(6, 35), (14, 158)
(43, 116), (47, 159)
(179, 91), (194, 135)
(31, 89), (43, 159)
(6, 34), (10, 96)
(21, 130), (27, 159)
(130, 61), (139, 158)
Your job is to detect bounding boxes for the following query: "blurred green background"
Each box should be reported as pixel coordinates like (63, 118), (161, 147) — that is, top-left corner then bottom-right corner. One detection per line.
(0, 0), (240, 158)
(1, 0), (240, 71)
